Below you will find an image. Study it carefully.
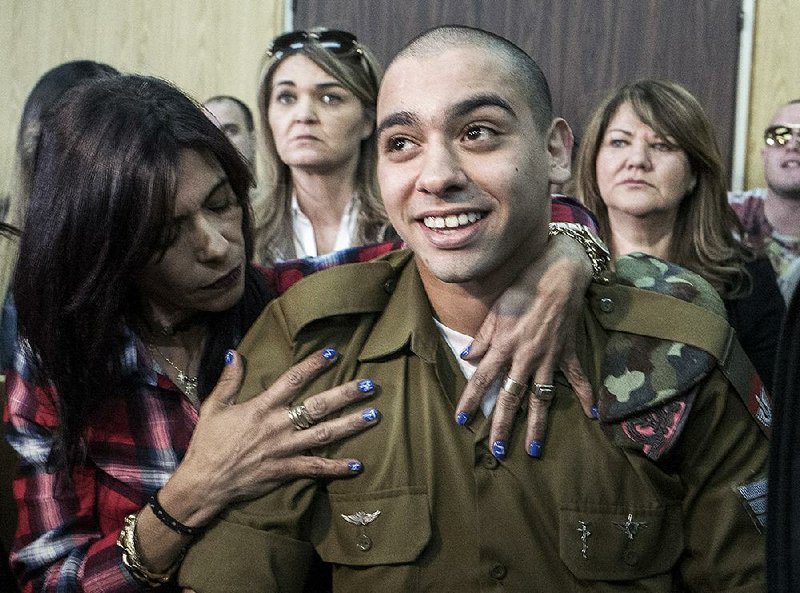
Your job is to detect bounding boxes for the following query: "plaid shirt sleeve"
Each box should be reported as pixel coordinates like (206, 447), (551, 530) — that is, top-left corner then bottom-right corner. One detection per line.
(259, 240), (405, 295)
(261, 195), (597, 294)
(4, 358), (148, 593)
(550, 194), (599, 231)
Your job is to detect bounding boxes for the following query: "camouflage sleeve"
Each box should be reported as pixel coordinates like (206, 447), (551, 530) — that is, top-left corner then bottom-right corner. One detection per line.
(590, 253), (768, 590)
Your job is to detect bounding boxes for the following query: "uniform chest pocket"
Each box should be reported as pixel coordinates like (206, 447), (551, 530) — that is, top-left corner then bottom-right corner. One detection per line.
(559, 504), (684, 581)
(312, 487), (431, 566)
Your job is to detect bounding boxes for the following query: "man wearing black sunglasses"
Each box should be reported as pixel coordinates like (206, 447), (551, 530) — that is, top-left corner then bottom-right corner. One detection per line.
(730, 99), (800, 302)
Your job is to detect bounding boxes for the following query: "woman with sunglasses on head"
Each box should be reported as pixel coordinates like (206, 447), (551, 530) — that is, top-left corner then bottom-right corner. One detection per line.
(576, 79), (785, 389)
(253, 29), (390, 261)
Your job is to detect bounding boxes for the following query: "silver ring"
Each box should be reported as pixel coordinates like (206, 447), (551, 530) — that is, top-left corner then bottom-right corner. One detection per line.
(502, 375), (527, 398)
(532, 383), (556, 402)
(287, 403), (315, 430)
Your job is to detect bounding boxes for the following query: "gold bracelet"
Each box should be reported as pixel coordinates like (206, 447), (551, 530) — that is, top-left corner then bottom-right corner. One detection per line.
(117, 513), (183, 587)
(548, 222), (611, 282)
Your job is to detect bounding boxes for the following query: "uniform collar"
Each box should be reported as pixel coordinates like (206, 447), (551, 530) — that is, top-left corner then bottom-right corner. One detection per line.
(359, 254), (441, 364)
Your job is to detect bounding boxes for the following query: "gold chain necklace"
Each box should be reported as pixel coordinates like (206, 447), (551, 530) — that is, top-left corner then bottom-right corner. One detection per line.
(146, 344), (199, 399)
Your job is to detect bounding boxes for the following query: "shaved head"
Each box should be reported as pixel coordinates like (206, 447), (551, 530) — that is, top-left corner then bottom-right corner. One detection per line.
(392, 26), (553, 132)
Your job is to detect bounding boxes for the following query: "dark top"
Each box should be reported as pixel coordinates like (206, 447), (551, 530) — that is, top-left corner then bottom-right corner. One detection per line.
(724, 256), (785, 391)
(768, 283), (800, 592)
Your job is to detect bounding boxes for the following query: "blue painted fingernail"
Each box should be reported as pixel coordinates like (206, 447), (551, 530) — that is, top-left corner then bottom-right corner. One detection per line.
(224, 350), (235, 365)
(456, 412), (470, 426)
(528, 440), (542, 458)
(348, 461), (363, 473)
(591, 405), (599, 419)
(322, 347), (337, 360)
(358, 379), (375, 393)
(491, 440), (506, 460)
(362, 408), (380, 423)
(460, 345), (471, 359)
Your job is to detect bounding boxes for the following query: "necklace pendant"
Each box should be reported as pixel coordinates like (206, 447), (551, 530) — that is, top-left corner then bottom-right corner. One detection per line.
(146, 343), (199, 400)
(158, 324), (175, 337)
(177, 371), (199, 398)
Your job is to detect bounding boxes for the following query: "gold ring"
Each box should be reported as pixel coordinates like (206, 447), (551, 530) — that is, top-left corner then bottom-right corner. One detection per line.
(287, 403), (315, 430)
(502, 375), (527, 398)
(531, 383), (556, 402)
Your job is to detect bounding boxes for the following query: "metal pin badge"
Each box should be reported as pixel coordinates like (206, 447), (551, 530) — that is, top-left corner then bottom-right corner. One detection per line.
(613, 513), (647, 541)
(755, 386), (772, 428)
(613, 513), (648, 566)
(341, 510), (381, 552)
(577, 521), (592, 559)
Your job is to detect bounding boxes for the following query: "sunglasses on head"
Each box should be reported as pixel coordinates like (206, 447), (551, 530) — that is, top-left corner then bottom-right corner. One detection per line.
(267, 30), (362, 60)
(764, 124), (800, 146)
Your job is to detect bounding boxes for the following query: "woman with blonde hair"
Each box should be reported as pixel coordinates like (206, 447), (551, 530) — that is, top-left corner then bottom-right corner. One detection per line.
(576, 79), (784, 387)
(254, 29), (392, 261)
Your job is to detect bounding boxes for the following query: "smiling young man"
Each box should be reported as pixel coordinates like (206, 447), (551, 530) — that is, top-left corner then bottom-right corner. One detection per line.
(374, 41), (570, 337)
(179, 27), (768, 592)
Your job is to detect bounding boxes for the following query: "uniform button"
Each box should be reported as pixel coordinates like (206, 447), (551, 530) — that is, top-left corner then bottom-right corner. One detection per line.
(383, 277), (397, 293)
(357, 534), (372, 552)
(599, 297), (614, 313)
(623, 549), (638, 566)
(482, 455), (499, 469)
(489, 563), (507, 580)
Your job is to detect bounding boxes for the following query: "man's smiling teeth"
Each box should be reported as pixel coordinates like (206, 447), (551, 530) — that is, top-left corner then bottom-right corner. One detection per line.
(423, 212), (483, 229)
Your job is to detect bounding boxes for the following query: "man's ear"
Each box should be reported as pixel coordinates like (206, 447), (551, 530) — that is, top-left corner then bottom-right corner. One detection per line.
(360, 108), (376, 141)
(547, 118), (573, 186)
(687, 174), (697, 194)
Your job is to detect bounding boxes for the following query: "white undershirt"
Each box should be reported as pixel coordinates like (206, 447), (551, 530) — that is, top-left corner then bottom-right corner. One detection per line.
(291, 193), (359, 258)
(433, 318), (501, 417)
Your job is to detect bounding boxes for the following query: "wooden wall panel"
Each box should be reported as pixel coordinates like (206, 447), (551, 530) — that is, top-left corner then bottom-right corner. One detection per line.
(296, 0), (741, 176)
(745, 0), (800, 188)
(0, 0), (284, 203)
(2, 1), (798, 202)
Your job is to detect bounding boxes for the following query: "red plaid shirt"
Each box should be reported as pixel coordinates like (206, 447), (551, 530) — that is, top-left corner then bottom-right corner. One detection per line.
(4, 197), (596, 592)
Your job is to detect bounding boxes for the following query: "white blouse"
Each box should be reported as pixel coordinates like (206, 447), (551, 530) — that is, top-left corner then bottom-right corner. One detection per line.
(291, 193), (359, 258)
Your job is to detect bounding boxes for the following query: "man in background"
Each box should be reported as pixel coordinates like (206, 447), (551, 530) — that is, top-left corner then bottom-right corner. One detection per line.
(203, 95), (257, 172)
(730, 99), (800, 301)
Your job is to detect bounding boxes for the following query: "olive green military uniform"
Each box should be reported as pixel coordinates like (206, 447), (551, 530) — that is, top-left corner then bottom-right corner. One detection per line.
(180, 250), (767, 593)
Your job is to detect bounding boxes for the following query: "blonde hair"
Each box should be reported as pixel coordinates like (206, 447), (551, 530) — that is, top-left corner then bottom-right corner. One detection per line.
(253, 30), (391, 263)
(576, 79), (751, 298)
